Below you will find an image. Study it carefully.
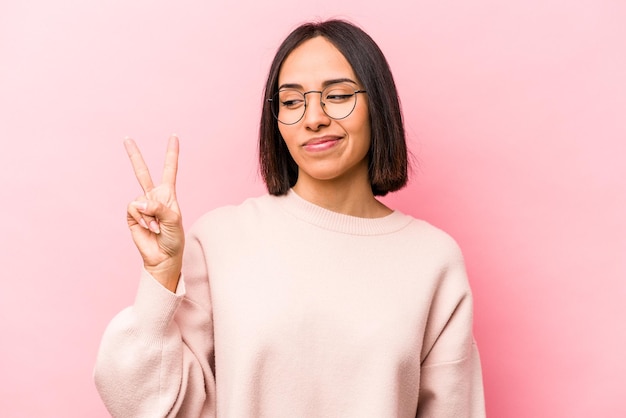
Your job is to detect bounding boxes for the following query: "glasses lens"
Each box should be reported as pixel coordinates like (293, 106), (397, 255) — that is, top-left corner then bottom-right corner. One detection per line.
(272, 89), (306, 125)
(322, 83), (358, 120)
(270, 83), (360, 124)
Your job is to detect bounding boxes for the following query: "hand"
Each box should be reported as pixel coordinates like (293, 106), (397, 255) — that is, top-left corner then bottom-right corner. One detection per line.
(125, 135), (184, 292)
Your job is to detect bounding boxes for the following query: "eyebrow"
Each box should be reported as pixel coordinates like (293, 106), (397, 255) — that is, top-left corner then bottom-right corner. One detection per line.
(278, 78), (358, 91)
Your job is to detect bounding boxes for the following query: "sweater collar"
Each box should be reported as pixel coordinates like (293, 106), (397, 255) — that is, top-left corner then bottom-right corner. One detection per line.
(275, 189), (413, 236)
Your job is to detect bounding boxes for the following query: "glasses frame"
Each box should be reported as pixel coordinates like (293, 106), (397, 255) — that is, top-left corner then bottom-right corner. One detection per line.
(268, 83), (367, 125)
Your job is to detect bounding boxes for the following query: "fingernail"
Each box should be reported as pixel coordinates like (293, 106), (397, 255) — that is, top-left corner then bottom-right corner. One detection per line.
(149, 220), (161, 234)
(139, 218), (148, 229)
(133, 201), (148, 212)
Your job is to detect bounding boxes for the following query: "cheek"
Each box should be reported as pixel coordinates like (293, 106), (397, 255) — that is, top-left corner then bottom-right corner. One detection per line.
(351, 112), (372, 148)
(353, 105), (371, 141)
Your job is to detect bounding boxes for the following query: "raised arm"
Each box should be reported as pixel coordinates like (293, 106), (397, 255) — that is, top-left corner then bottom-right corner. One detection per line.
(95, 137), (216, 417)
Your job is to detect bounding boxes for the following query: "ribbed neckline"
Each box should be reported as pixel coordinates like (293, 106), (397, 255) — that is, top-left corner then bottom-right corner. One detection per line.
(275, 189), (413, 236)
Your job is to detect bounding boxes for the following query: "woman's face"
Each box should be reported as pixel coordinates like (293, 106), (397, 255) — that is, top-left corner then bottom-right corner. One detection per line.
(277, 36), (371, 190)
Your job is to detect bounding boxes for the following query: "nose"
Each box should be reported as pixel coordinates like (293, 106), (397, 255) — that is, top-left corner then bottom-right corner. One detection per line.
(302, 91), (330, 130)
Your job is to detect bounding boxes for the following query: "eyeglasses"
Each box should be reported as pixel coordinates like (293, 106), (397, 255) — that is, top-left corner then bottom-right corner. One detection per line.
(268, 82), (367, 125)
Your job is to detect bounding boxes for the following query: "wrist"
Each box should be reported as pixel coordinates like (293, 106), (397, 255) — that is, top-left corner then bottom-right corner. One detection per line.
(145, 259), (182, 293)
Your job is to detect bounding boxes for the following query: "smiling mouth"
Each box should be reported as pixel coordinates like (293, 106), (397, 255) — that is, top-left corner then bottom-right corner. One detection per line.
(302, 136), (342, 152)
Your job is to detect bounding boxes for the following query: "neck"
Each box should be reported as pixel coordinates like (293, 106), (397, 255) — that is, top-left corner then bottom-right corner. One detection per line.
(292, 173), (392, 218)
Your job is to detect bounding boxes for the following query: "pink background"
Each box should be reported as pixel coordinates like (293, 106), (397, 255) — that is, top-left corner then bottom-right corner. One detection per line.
(1, 0), (624, 416)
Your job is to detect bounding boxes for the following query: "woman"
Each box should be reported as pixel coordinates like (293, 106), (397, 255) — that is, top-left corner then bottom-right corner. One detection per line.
(95, 19), (485, 417)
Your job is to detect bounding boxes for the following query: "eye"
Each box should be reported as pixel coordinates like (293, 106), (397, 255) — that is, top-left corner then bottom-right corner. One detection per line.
(281, 99), (305, 108)
(325, 93), (354, 102)
(278, 90), (305, 109)
(324, 84), (356, 103)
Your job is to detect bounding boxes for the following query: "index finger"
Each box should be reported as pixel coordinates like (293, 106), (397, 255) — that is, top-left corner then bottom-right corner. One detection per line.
(124, 137), (155, 193)
(161, 135), (179, 187)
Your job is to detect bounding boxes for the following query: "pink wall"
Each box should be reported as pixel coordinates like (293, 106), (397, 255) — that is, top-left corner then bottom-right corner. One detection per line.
(1, 1), (624, 416)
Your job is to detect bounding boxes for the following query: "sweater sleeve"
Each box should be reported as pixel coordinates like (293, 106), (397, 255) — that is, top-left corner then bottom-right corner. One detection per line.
(416, 253), (486, 418)
(94, 230), (216, 418)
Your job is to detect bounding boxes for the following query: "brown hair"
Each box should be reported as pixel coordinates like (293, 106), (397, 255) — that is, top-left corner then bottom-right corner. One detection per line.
(259, 19), (408, 196)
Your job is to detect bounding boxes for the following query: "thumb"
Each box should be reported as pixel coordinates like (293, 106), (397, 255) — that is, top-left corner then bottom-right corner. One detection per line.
(133, 200), (181, 229)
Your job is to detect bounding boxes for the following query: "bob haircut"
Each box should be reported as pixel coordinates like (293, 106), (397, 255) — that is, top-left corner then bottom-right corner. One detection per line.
(259, 19), (408, 196)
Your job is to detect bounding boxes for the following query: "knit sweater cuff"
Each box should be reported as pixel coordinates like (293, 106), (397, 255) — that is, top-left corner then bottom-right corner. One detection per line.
(132, 269), (186, 337)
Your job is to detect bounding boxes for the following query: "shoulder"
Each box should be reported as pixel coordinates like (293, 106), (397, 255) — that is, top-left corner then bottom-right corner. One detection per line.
(388, 217), (475, 309)
(187, 194), (279, 238)
(397, 215), (465, 264)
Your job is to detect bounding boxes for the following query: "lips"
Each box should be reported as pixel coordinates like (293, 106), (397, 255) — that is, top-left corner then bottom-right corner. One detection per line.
(302, 136), (342, 152)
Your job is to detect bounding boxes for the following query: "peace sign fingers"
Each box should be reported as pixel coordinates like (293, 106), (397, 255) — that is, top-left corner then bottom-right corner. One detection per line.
(122, 136), (185, 292)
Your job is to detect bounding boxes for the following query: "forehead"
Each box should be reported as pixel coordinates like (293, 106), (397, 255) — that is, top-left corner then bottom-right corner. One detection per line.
(278, 36), (357, 88)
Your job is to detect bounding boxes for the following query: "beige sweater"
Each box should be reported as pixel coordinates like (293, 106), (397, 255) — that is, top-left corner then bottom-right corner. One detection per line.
(95, 190), (485, 417)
